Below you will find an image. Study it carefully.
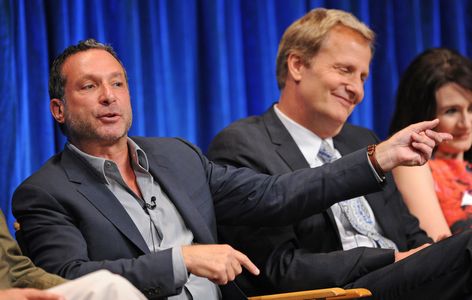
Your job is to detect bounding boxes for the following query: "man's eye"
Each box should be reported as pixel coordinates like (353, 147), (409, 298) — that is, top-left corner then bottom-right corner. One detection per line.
(338, 67), (349, 73)
(82, 84), (95, 90)
(112, 82), (123, 87)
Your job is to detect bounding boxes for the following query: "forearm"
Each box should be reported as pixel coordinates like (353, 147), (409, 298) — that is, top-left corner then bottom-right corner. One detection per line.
(55, 251), (181, 296)
(212, 148), (383, 226)
(392, 165), (451, 241)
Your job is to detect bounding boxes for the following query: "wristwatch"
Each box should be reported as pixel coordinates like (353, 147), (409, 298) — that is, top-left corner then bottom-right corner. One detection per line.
(367, 144), (386, 181)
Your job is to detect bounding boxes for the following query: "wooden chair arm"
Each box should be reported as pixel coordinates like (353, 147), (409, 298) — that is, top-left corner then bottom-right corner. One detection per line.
(247, 287), (346, 300)
(327, 288), (372, 299)
(247, 287), (372, 300)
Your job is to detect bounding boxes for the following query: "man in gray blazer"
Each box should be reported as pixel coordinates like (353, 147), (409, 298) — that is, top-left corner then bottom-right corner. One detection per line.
(13, 38), (445, 300)
(208, 8), (472, 300)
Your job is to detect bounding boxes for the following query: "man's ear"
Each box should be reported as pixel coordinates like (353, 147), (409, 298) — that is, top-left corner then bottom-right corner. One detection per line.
(287, 52), (304, 82)
(50, 99), (65, 124)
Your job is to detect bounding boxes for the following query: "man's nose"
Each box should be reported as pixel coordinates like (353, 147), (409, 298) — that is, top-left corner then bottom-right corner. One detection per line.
(99, 84), (117, 104)
(346, 79), (364, 103)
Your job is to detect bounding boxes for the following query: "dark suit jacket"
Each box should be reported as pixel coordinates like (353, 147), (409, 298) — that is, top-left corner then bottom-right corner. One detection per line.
(12, 137), (384, 299)
(0, 210), (65, 290)
(207, 106), (431, 295)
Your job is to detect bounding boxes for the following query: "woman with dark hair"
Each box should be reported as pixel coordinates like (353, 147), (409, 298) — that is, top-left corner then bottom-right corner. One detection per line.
(390, 48), (472, 240)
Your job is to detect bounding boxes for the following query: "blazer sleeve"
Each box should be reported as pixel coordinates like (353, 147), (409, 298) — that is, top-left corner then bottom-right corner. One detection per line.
(187, 144), (385, 226)
(207, 125), (396, 293)
(0, 210), (66, 290)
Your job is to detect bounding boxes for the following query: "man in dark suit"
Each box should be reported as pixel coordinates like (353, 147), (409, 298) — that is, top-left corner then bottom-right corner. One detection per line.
(208, 8), (472, 300)
(12, 38), (446, 300)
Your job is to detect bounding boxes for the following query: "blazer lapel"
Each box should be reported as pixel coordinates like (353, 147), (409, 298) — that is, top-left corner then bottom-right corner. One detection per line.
(264, 106), (343, 242)
(263, 107), (310, 171)
(143, 151), (216, 244)
(62, 149), (150, 254)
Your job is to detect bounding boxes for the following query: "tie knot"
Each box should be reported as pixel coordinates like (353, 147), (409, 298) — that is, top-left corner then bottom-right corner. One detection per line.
(318, 140), (337, 163)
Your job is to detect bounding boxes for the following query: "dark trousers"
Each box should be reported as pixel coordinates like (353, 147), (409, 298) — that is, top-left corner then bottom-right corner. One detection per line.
(348, 230), (472, 299)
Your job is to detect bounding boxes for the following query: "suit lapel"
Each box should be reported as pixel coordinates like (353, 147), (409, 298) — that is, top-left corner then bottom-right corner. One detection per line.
(332, 128), (350, 157)
(62, 149), (150, 254)
(263, 107), (310, 171)
(137, 143), (217, 244)
(151, 163), (216, 244)
(264, 107), (342, 240)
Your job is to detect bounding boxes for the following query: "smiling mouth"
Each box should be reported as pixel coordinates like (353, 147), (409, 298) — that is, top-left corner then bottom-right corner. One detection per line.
(454, 132), (472, 140)
(332, 94), (354, 107)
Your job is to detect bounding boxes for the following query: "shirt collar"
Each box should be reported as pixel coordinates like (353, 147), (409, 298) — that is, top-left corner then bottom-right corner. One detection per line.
(127, 138), (149, 172)
(274, 104), (334, 167)
(67, 137), (150, 184)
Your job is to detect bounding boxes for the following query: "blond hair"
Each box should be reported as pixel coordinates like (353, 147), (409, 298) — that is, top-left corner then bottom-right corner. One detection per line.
(276, 8), (375, 89)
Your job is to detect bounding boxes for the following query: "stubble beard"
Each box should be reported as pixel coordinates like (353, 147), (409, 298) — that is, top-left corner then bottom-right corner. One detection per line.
(64, 111), (132, 145)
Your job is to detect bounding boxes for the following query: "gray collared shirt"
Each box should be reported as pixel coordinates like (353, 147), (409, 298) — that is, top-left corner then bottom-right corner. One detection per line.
(68, 139), (220, 299)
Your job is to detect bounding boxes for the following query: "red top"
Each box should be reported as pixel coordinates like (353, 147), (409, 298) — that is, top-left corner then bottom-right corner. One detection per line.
(429, 159), (472, 234)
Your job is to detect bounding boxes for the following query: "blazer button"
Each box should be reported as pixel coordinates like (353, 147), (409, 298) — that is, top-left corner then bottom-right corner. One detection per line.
(143, 286), (162, 297)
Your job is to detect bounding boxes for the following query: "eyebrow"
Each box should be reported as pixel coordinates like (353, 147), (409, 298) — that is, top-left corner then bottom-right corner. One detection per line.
(78, 71), (125, 82)
(108, 72), (125, 79)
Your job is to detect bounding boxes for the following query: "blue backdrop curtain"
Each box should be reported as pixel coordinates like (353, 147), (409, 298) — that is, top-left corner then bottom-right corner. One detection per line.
(1, 0), (471, 232)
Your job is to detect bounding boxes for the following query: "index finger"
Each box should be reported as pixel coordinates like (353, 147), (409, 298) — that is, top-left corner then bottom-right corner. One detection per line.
(234, 250), (260, 276)
(408, 119), (439, 133)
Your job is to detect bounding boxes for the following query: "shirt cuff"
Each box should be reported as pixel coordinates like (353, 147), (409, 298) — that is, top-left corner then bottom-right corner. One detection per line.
(172, 247), (189, 288)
